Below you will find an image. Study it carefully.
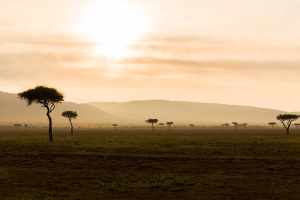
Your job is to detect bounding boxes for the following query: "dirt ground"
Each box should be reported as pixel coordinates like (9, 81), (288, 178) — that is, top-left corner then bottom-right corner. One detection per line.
(1, 127), (300, 200)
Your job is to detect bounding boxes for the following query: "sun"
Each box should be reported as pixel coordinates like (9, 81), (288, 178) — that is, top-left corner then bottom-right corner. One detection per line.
(75, 0), (149, 59)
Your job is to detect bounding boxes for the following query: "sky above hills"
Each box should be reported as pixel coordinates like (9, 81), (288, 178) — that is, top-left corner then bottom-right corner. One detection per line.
(0, 0), (300, 110)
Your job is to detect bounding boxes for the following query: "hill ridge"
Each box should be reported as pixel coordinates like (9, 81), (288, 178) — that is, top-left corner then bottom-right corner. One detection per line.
(0, 91), (289, 125)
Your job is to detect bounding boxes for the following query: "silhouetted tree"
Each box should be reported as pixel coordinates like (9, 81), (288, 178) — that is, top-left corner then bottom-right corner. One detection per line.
(268, 122), (277, 128)
(112, 124), (118, 130)
(18, 86), (64, 142)
(166, 121), (174, 129)
(189, 124), (195, 128)
(232, 122), (239, 128)
(242, 123), (248, 128)
(294, 123), (300, 128)
(159, 123), (165, 126)
(13, 124), (22, 128)
(222, 123), (230, 127)
(146, 118), (158, 131)
(232, 122), (248, 128)
(62, 111), (78, 136)
(277, 114), (299, 135)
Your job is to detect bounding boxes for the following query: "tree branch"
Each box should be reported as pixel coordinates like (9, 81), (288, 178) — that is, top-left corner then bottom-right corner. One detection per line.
(280, 120), (288, 129)
(49, 103), (55, 112)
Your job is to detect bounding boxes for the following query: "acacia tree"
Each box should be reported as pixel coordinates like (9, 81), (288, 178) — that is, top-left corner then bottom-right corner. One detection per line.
(242, 123), (248, 128)
(112, 124), (118, 130)
(159, 123), (165, 126)
(166, 121), (174, 129)
(189, 124), (195, 128)
(222, 123), (230, 127)
(232, 122), (239, 128)
(146, 118), (158, 131)
(62, 111), (78, 136)
(277, 114), (299, 135)
(294, 123), (300, 128)
(268, 122), (277, 128)
(18, 86), (64, 142)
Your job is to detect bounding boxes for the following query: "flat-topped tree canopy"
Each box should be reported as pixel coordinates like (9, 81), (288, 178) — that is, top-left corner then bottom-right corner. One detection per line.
(62, 111), (78, 119)
(18, 86), (64, 106)
(146, 119), (158, 123)
(62, 111), (78, 136)
(268, 122), (277, 127)
(146, 118), (159, 131)
(277, 114), (299, 121)
(166, 122), (175, 130)
(18, 86), (64, 142)
(166, 121), (174, 125)
(277, 114), (299, 135)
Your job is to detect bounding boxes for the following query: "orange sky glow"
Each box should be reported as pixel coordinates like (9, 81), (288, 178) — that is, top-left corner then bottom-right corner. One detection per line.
(1, 0), (300, 110)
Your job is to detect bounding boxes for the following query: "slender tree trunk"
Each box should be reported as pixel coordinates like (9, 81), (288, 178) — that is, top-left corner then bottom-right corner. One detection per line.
(69, 118), (74, 136)
(151, 123), (154, 132)
(47, 112), (53, 142)
(286, 123), (291, 135)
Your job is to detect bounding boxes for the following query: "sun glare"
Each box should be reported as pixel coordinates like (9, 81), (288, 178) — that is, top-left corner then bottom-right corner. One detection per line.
(75, 0), (149, 60)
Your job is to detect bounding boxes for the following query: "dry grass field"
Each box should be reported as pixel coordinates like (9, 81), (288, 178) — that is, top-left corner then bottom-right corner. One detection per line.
(1, 127), (300, 199)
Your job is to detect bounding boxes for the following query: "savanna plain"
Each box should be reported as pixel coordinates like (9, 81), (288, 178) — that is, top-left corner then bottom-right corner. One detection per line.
(1, 127), (300, 200)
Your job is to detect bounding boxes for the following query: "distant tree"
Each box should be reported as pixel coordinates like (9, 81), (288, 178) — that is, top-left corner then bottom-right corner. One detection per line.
(166, 121), (174, 129)
(112, 123), (118, 130)
(222, 123), (230, 127)
(189, 124), (195, 128)
(159, 123), (165, 126)
(268, 122), (277, 128)
(294, 123), (300, 128)
(146, 118), (159, 131)
(277, 114), (299, 135)
(231, 122), (247, 128)
(241, 123), (248, 128)
(18, 86), (64, 142)
(13, 123), (22, 128)
(232, 122), (239, 128)
(62, 111), (78, 136)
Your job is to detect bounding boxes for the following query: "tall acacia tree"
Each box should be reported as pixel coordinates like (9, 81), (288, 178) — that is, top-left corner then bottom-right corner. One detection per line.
(62, 111), (78, 136)
(277, 114), (299, 135)
(146, 118), (158, 131)
(18, 86), (64, 142)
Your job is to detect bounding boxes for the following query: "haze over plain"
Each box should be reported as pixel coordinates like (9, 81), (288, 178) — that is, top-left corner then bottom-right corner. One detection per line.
(1, 0), (300, 110)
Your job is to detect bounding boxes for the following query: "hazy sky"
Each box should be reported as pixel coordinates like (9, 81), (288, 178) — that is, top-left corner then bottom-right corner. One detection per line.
(1, 0), (300, 110)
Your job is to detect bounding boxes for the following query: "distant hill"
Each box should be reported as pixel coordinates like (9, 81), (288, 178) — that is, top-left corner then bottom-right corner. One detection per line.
(90, 100), (284, 125)
(0, 91), (287, 126)
(0, 91), (116, 125)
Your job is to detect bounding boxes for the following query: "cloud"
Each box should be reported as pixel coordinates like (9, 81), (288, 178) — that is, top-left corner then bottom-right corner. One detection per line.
(0, 33), (300, 94)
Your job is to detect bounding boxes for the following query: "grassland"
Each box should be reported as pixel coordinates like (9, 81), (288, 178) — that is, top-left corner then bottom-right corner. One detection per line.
(1, 127), (300, 199)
